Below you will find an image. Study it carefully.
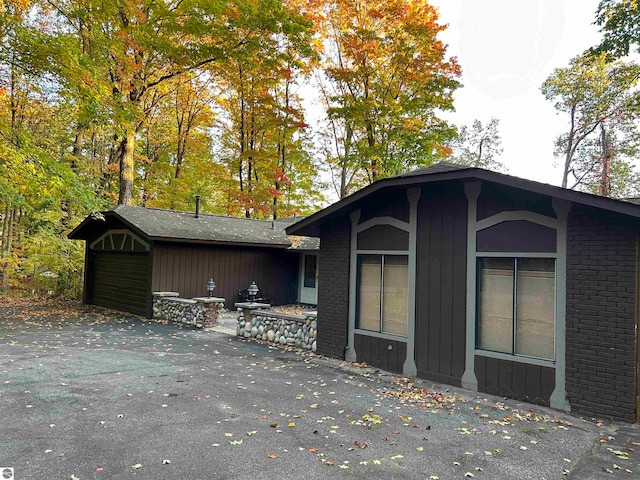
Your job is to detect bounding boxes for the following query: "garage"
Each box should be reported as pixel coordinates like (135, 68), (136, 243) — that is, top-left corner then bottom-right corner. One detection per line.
(89, 251), (150, 316)
(86, 229), (151, 316)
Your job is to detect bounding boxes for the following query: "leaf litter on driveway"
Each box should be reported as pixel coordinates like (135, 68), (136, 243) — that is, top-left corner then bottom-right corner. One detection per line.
(0, 299), (636, 479)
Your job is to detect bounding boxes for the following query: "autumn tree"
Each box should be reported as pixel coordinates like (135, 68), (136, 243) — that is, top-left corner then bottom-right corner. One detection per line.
(541, 53), (640, 196)
(26, 0), (314, 206)
(214, 4), (324, 219)
(593, 0), (640, 58)
(450, 118), (505, 171)
(317, 0), (460, 197)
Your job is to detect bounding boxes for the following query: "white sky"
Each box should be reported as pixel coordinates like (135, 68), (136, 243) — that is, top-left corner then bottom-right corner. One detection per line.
(430, 0), (603, 185)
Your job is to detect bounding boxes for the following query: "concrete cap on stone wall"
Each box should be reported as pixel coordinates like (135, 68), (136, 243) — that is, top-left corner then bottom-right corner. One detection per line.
(164, 297), (197, 304)
(235, 302), (271, 310)
(193, 297), (225, 304)
(152, 291), (180, 297)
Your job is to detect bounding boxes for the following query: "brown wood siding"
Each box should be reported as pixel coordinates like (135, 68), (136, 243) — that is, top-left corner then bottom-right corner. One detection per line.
(415, 182), (468, 385)
(475, 356), (555, 406)
(358, 187), (410, 224)
(89, 251), (151, 316)
(477, 182), (556, 221)
(151, 242), (299, 307)
(354, 333), (406, 374)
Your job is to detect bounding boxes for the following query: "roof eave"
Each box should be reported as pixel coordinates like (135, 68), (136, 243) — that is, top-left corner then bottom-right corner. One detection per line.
(286, 168), (640, 236)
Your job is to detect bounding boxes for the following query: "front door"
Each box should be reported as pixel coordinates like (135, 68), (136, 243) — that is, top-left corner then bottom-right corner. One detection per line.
(299, 253), (318, 305)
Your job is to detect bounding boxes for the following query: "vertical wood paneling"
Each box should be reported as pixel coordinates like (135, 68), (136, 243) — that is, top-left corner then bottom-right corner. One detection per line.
(451, 196), (467, 378)
(355, 334), (405, 374)
(475, 356), (486, 392)
(440, 193), (455, 378)
(513, 362), (527, 401)
(498, 360), (513, 398)
(151, 242), (299, 307)
(539, 367), (555, 407)
(416, 182), (467, 384)
(525, 364), (541, 403)
(427, 193), (442, 374)
(484, 357), (500, 395)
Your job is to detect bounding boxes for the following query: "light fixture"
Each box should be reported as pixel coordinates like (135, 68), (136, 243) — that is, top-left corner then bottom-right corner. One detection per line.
(206, 278), (216, 297)
(247, 281), (259, 301)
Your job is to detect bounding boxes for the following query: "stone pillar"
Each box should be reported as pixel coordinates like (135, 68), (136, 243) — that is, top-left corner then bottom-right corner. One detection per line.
(234, 302), (271, 337)
(151, 291), (180, 319)
(193, 297), (225, 328)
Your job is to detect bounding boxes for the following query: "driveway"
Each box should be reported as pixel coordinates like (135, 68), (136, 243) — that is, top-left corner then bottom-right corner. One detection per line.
(0, 299), (638, 479)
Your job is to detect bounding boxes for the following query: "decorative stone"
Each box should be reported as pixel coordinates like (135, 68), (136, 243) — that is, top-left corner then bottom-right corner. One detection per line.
(267, 330), (275, 342)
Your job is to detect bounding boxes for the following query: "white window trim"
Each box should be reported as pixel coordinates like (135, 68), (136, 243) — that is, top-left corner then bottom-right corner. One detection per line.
(90, 229), (149, 252)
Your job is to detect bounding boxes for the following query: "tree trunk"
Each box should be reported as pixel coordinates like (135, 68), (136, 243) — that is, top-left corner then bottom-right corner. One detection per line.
(561, 105), (577, 189)
(118, 130), (136, 205)
(0, 205), (14, 291)
(598, 124), (613, 197)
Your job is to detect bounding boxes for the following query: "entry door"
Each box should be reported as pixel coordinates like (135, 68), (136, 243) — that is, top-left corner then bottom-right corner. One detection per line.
(299, 253), (318, 305)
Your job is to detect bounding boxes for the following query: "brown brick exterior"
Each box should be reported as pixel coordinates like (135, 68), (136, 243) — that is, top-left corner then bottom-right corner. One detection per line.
(316, 217), (351, 359)
(566, 205), (638, 422)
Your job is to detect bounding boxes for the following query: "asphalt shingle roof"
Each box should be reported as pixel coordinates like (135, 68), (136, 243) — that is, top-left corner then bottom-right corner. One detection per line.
(70, 205), (318, 250)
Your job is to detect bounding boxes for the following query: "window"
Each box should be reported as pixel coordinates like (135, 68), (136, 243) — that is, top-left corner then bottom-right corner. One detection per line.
(303, 255), (317, 288)
(477, 257), (555, 360)
(356, 254), (408, 336)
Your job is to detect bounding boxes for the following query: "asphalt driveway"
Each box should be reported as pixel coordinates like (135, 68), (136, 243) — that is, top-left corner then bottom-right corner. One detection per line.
(0, 299), (639, 479)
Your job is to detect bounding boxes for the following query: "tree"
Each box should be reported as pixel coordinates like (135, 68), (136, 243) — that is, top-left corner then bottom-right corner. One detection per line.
(27, 0), (313, 205)
(450, 118), (505, 171)
(593, 0), (640, 58)
(317, 0), (460, 197)
(541, 52), (640, 195)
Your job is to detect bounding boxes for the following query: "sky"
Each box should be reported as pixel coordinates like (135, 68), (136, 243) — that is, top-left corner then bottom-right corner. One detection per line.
(429, 0), (603, 186)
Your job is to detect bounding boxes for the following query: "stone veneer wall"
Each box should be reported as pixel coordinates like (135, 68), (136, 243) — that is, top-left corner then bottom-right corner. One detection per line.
(152, 292), (224, 329)
(565, 206), (638, 422)
(237, 309), (318, 352)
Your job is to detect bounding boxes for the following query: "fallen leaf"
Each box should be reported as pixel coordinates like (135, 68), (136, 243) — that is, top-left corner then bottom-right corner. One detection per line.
(267, 453), (277, 459)
(162, 459), (171, 465)
(132, 464), (142, 470)
(229, 440), (243, 446)
(464, 473), (474, 478)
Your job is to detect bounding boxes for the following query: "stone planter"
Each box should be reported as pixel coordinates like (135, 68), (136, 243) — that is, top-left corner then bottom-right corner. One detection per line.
(236, 307), (317, 352)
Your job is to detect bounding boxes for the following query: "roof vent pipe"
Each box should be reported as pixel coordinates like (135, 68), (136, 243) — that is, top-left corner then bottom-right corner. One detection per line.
(195, 195), (201, 218)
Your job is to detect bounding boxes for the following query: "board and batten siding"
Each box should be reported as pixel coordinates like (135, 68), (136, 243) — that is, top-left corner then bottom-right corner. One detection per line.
(151, 242), (299, 307)
(415, 182), (468, 385)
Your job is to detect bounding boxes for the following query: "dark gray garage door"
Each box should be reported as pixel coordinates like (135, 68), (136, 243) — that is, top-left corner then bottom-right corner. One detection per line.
(89, 251), (150, 316)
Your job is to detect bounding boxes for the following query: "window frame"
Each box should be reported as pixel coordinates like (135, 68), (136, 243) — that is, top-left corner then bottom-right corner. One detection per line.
(355, 250), (409, 340)
(475, 252), (557, 364)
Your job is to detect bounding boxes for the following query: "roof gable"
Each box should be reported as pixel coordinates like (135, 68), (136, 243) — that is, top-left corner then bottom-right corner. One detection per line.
(286, 162), (640, 237)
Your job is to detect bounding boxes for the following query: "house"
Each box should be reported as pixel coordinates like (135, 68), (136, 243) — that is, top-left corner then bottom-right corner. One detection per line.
(286, 162), (640, 422)
(69, 204), (319, 317)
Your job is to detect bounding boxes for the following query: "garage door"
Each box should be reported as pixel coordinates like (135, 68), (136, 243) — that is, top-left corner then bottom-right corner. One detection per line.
(88, 229), (151, 316)
(90, 251), (150, 316)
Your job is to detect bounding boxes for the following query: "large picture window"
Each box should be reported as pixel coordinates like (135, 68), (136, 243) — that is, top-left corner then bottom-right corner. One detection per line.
(477, 257), (555, 360)
(357, 254), (408, 336)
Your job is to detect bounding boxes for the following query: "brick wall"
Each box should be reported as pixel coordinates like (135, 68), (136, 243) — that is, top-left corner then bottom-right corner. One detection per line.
(316, 217), (351, 359)
(566, 205), (638, 422)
